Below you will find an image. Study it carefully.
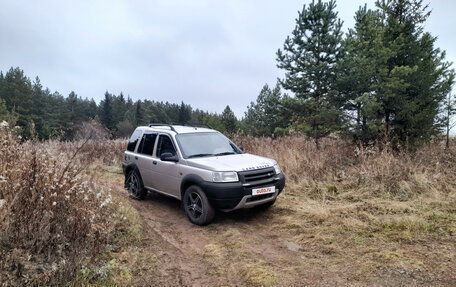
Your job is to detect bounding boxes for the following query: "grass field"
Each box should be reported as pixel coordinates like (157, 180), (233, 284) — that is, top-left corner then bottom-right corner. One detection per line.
(1, 126), (455, 286)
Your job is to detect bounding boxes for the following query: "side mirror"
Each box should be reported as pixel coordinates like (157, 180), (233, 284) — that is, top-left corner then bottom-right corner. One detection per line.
(239, 146), (244, 152)
(160, 152), (179, 162)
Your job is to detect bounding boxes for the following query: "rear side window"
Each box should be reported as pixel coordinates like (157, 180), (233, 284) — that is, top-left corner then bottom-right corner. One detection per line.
(137, 133), (157, 156)
(127, 130), (142, 152)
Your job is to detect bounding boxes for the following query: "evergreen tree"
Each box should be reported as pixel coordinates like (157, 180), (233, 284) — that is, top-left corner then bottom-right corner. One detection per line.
(0, 98), (9, 122)
(135, 100), (144, 126)
(244, 83), (286, 136)
(87, 98), (99, 119)
(221, 105), (237, 133)
(0, 68), (34, 138)
(31, 77), (47, 138)
(0, 73), (8, 122)
(178, 101), (192, 124)
(277, 0), (343, 148)
(45, 90), (67, 138)
(67, 92), (79, 121)
(378, 0), (454, 147)
(63, 91), (82, 139)
(337, 6), (387, 145)
(100, 91), (114, 131)
(112, 92), (127, 125)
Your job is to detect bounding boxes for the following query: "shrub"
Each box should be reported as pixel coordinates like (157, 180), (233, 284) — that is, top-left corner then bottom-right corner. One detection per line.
(0, 124), (113, 285)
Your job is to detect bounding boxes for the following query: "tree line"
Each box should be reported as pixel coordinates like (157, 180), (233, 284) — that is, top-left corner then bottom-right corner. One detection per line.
(0, 67), (238, 140)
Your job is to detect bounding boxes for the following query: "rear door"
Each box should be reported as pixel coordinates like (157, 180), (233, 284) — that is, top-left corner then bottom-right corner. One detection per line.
(124, 129), (143, 172)
(151, 134), (181, 198)
(135, 133), (158, 189)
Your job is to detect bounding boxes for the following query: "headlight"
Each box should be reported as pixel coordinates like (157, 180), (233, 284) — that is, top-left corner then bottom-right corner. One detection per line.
(273, 164), (282, 175)
(212, 171), (239, 182)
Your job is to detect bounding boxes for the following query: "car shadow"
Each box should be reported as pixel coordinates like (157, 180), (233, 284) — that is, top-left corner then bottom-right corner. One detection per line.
(214, 208), (271, 224)
(142, 191), (183, 213)
(141, 190), (271, 225)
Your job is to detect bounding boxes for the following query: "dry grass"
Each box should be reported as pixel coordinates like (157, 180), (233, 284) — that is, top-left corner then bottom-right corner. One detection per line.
(54, 138), (126, 166)
(235, 136), (456, 195)
(0, 125), (119, 286)
(1, 123), (455, 286)
(241, 261), (277, 287)
(231, 136), (456, 285)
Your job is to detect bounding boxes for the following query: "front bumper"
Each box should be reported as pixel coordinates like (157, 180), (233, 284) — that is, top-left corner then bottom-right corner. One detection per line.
(201, 173), (285, 211)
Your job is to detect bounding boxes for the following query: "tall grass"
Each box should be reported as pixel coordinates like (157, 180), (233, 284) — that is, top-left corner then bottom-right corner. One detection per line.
(0, 125), (114, 285)
(53, 138), (126, 165)
(235, 136), (456, 199)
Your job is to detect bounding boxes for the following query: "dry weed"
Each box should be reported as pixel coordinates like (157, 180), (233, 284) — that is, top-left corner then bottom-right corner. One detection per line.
(0, 125), (114, 286)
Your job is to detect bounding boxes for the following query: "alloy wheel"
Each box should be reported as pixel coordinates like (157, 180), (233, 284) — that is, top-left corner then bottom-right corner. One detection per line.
(186, 191), (203, 219)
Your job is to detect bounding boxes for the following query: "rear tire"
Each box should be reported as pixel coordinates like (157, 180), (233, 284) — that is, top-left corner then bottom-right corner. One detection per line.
(183, 185), (215, 225)
(126, 169), (147, 200)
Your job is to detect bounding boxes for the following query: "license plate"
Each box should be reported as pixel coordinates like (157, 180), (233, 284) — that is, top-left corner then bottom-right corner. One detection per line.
(252, 186), (275, 196)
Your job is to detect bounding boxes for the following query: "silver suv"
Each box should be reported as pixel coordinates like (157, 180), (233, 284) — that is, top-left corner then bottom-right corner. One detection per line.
(122, 124), (285, 225)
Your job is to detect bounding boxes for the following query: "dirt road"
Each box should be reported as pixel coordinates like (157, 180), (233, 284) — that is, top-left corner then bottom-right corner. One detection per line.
(101, 167), (455, 287)
(116, 187), (310, 286)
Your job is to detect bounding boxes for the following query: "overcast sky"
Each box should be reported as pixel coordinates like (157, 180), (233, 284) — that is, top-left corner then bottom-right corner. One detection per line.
(1, 0), (454, 118)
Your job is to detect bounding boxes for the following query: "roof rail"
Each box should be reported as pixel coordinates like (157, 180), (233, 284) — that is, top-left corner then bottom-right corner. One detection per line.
(182, 122), (213, 129)
(148, 123), (177, 133)
(148, 123), (214, 133)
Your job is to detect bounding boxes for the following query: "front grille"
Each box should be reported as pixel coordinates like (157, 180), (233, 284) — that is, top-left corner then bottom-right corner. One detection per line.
(239, 168), (277, 188)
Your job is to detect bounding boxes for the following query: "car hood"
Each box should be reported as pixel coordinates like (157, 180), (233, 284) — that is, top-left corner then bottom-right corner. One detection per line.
(185, 153), (276, 172)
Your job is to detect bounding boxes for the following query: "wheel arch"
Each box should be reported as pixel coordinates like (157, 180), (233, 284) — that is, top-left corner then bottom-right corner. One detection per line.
(180, 174), (205, 199)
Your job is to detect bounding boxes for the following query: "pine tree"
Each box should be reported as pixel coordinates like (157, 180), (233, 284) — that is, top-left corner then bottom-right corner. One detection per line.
(0, 73), (8, 122)
(135, 101), (144, 126)
(376, 0), (454, 147)
(87, 99), (98, 119)
(277, 0), (343, 148)
(244, 83), (286, 136)
(0, 98), (9, 122)
(112, 92), (127, 126)
(337, 6), (387, 145)
(221, 105), (237, 134)
(31, 77), (47, 138)
(1, 68), (34, 138)
(178, 101), (192, 125)
(45, 90), (67, 138)
(100, 91), (114, 131)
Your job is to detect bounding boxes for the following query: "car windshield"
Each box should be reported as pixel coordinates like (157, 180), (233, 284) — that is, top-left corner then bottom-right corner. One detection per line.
(176, 132), (242, 159)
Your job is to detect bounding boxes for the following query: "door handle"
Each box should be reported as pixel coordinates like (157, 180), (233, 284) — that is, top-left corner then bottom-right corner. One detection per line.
(134, 156), (138, 160)
(153, 161), (157, 165)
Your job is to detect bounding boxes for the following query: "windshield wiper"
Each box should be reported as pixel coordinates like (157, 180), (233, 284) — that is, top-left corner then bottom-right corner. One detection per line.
(214, 151), (236, 156)
(187, 153), (214, 158)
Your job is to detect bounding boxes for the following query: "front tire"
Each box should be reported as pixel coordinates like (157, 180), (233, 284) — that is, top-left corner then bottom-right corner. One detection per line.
(126, 169), (147, 200)
(183, 185), (215, 226)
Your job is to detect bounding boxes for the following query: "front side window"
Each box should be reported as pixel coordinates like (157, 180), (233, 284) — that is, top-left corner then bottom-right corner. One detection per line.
(127, 130), (142, 152)
(176, 132), (242, 159)
(137, 133), (157, 156)
(156, 135), (177, 157)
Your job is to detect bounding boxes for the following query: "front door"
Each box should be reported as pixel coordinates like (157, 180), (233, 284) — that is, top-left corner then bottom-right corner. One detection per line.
(151, 134), (181, 198)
